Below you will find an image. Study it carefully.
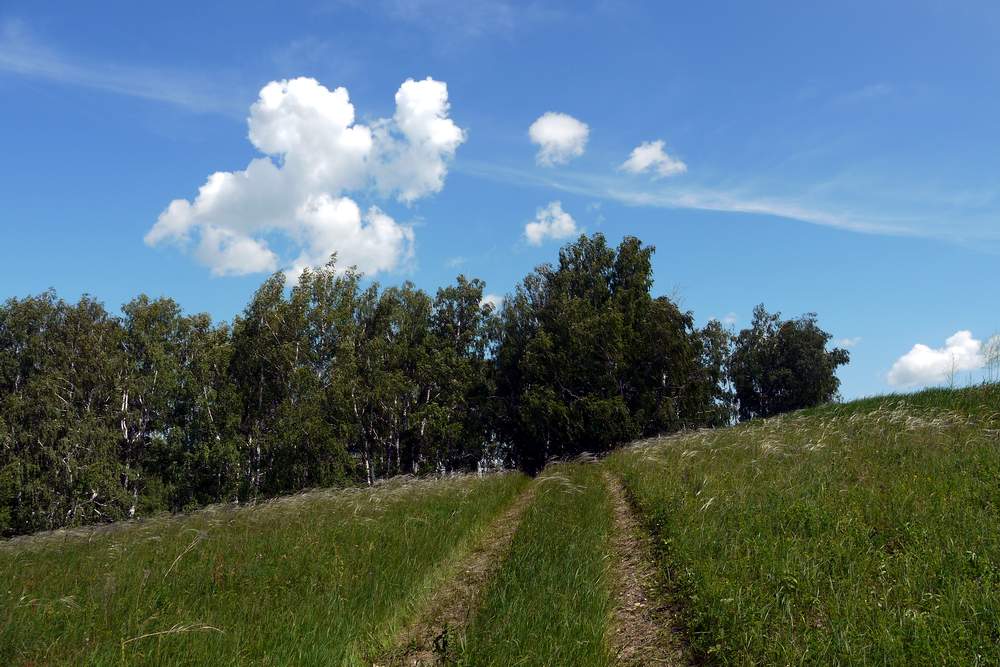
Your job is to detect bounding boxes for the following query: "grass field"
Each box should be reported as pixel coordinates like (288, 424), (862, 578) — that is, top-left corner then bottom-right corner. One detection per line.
(456, 463), (615, 666)
(0, 472), (528, 666)
(608, 384), (1000, 665)
(4, 385), (1000, 665)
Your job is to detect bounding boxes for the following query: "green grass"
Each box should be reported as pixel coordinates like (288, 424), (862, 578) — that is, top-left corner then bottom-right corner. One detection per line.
(8, 386), (1000, 666)
(607, 385), (1000, 665)
(0, 472), (528, 666)
(805, 382), (1000, 420)
(456, 463), (615, 667)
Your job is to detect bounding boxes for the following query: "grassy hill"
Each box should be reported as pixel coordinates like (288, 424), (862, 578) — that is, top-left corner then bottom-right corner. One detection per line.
(3, 384), (998, 665)
(609, 383), (1000, 665)
(1, 474), (528, 664)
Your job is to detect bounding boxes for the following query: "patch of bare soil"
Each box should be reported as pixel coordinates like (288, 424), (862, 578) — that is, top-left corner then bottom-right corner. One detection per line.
(603, 471), (689, 666)
(374, 482), (538, 666)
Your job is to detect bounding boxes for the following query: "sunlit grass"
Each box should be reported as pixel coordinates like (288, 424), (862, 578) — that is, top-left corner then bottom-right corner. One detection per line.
(456, 463), (614, 666)
(0, 472), (528, 666)
(608, 384), (1000, 665)
(9, 385), (999, 665)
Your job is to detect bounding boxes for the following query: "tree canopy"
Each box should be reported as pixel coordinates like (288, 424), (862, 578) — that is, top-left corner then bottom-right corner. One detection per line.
(0, 236), (849, 536)
(495, 234), (730, 472)
(729, 304), (850, 421)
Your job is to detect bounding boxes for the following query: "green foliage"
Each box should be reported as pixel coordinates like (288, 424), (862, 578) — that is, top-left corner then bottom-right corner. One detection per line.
(0, 291), (130, 533)
(121, 295), (243, 512)
(608, 386), (1000, 665)
(495, 234), (730, 472)
(229, 267), (357, 497)
(0, 236), (851, 536)
(0, 258), (503, 536)
(729, 303), (849, 421)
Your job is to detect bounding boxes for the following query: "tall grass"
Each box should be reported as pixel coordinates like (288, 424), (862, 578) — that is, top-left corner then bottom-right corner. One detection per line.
(818, 381), (1000, 419)
(457, 463), (614, 666)
(608, 386), (1000, 665)
(0, 472), (528, 666)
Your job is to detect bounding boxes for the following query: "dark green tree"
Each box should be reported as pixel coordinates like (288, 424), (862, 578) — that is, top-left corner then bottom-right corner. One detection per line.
(0, 237), (851, 538)
(417, 276), (498, 473)
(0, 292), (128, 533)
(729, 304), (850, 421)
(353, 281), (432, 480)
(230, 265), (354, 499)
(120, 296), (241, 513)
(495, 234), (726, 473)
(696, 318), (736, 426)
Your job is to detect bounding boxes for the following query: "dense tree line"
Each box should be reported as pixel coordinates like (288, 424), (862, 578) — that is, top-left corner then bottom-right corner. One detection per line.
(729, 305), (851, 421)
(494, 235), (732, 473)
(0, 234), (847, 536)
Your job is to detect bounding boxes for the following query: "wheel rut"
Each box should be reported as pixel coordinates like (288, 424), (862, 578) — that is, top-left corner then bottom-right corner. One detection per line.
(603, 470), (689, 666)
(373, 480), (538, 666)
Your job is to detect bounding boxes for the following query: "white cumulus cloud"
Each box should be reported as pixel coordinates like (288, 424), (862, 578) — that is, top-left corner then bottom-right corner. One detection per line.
(838, 337), (862, 348)
(620, 140), (687, 178)
(524, 201), (578, 245)
(145, 76), (464, 276)
(528, 112), (589, 166)
(887, 330), (985, 387)
(371, 77), (467, 202)
(287, 196), (415, 280)
(194, 226), (278, 276)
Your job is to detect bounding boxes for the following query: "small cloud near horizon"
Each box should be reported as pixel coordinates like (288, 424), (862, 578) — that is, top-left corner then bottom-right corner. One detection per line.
(887, 330), (985, 387)
(524, 201), (578, 245)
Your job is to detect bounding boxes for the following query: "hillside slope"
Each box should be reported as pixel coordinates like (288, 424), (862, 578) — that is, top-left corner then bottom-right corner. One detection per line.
(3, 385), (998, 665)
(609, 384), (1000, 665)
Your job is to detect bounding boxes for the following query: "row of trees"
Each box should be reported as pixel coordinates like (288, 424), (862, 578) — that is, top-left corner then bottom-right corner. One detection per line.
(0, 234), (848, 536)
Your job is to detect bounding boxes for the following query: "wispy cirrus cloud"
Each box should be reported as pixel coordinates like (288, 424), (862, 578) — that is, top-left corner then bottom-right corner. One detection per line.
(458, 160), (928, 239)
(0, 19), (244, 115)
(481, 292), (504, 310)
(708, 312), (738, 327)
(321, 0), (565, 43)
(835, 82), (894, 105)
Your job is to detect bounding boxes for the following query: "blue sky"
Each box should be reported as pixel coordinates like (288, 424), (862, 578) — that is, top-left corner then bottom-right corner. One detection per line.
(1, 1), (998, 398)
